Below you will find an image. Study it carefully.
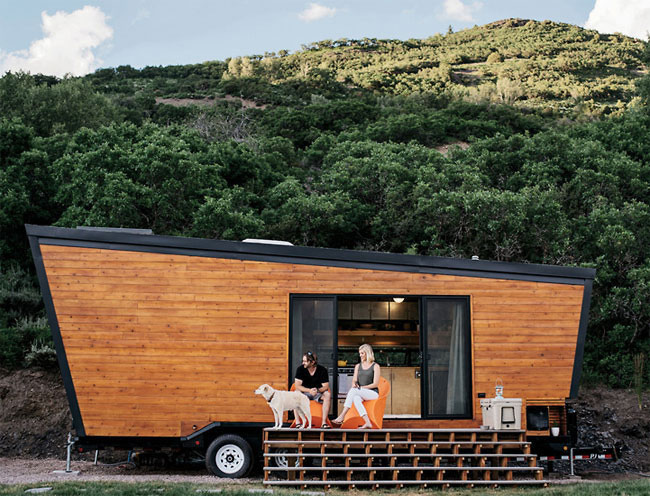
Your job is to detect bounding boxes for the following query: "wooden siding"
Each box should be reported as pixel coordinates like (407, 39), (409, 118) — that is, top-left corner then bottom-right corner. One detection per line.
(41, 244), (584, 437)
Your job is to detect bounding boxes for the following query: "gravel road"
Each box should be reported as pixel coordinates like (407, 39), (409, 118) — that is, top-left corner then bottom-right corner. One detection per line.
(0, 458), (261, 485)
(2, 457), (646, 488)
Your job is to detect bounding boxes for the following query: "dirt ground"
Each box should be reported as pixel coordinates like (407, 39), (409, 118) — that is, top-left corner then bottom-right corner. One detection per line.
(155, 95), (267, 109)
(0, 457), (259, 485)
(1, 367), (649, 481)
(570, 385), (650, 474)
(0, 368), (69, 459)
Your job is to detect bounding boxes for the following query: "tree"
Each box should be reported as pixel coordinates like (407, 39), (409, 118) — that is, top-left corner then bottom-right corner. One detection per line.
(191, 187), (264, 240)
(0, 119), (58, 266)
(0, 72), (117, 136)
(51, 123), (226, 234)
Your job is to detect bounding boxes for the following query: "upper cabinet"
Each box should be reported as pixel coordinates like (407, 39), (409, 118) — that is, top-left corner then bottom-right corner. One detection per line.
(370, 301), (389, 320)
(338, 300), (418, 321)
(352, 301), (371, 320)
(390, 301), (418, 320)
(338, 300), (351, 320)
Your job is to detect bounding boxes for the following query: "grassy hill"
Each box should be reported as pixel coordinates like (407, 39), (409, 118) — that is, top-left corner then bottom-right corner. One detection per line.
(1, 19), (650, 388)
(86, 19), (646, 115)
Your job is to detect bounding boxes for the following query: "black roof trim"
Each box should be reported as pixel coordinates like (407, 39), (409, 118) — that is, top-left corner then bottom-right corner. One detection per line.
(76, 226), (153, 235)
(25, 224), (595, 282)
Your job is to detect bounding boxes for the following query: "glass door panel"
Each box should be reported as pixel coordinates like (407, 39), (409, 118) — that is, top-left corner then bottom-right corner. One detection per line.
(423, 297), (471, 418)
(290, 296), (337, 412)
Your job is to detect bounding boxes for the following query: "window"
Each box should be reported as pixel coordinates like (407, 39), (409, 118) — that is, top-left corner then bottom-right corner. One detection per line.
(424, 298), (471, 417)
(289, 297), (336, 390)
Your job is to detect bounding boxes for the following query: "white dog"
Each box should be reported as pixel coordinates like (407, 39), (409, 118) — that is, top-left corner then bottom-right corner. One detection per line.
(254, 384), (312, 429)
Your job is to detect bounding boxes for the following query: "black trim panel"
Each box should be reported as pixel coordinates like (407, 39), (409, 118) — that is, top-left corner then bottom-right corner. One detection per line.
(180, 422), (270, 441)
(27, 235), (86, 436)
(75, 423), (270, 450)
(25, 224), (595, 284)
(569, 280), (593, 398)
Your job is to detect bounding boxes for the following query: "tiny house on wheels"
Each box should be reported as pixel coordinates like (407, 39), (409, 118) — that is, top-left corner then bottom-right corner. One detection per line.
(27, 225), (594, 477)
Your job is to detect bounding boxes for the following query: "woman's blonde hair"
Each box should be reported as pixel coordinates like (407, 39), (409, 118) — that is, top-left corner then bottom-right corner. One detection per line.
(358, 344), (375, 363)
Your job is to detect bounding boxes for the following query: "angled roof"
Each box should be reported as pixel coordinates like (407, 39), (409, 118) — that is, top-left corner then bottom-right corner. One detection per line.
(25, 224), (595, 285)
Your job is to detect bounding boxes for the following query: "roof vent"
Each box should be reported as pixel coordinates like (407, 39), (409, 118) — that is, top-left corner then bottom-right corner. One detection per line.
(76, 226), (153, 235)
(471, 255), (479, 261)
(242, 238), (294, 246)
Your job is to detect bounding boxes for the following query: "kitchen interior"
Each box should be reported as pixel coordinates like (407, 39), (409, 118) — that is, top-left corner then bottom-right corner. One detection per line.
(337, 297), (422, 418)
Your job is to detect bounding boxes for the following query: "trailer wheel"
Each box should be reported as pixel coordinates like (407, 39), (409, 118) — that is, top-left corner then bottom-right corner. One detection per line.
(205, 434), (252, 478)
(270, 448), (300, 468)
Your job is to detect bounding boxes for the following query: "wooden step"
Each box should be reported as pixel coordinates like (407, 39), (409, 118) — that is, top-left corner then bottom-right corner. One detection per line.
(262, 428), (545, 489)
(265, 466), (542, 471)
(265, 440), (530, 447)
(265, 479), (550, 487)
(264, 452), (537, 459)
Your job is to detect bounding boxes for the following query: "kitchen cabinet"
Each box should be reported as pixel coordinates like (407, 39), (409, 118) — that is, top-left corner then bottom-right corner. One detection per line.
(385, 367), (420, 416)
(389, 301), (418, 320)
(338, 367), (420, 418)
(338, 300), (351, 319)
(370, 301), (389, 320)
(352, 301), (371, 320)
(341, 300), (418, 321)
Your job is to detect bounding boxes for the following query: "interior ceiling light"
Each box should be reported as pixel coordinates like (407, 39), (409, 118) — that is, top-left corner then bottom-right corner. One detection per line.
(393, 297), (405, 303)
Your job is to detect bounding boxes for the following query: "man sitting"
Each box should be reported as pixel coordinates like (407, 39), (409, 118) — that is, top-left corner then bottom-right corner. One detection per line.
(294, 351), (331, 428)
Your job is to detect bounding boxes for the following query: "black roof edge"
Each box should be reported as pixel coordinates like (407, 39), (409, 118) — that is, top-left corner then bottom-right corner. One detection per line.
(25, 224), (596, 281)
(76, 226), (153, 235)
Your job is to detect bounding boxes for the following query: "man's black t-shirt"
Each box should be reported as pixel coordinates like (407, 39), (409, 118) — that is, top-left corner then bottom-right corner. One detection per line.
(295, 364), (329, 390)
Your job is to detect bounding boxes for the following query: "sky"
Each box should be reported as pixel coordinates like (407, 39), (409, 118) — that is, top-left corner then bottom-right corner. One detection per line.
(0, 0), (648, 78)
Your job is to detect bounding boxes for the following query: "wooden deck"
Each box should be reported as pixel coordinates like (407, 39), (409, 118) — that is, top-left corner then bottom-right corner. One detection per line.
(263, 428), (549, 489)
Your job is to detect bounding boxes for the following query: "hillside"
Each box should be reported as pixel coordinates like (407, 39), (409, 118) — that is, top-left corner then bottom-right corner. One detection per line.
(1, 367), (648, 473)
(86, 19), (646, 114)
(1, 18), (650, 392)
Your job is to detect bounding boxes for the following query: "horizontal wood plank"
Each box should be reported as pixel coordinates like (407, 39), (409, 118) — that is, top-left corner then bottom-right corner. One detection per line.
(41, 244), (585, 437)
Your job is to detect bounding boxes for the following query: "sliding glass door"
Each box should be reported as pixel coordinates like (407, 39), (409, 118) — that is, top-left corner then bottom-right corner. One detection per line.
(422, 297), (472, 418)
(289, 296), (337, 407)
(288, 294), (470, 419)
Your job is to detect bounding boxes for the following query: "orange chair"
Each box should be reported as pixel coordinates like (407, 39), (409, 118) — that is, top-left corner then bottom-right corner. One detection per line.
(289, 383), (332, 428)
(341, 376), (390, 429)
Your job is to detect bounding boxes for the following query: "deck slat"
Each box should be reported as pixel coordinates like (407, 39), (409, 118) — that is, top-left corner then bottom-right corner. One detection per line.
(265, 480), (550, 486)
(263, 428), (547, 489)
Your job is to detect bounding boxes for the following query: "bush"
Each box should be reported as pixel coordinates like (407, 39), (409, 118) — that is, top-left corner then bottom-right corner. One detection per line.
(487, 52), (504, 64)
(0, 264), (49, 369)
(0, 316), (52, 369)
(24, 339), (58, 369)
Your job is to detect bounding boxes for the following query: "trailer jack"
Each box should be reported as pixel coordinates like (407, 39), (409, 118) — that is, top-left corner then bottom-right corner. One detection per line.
(65, 432), (75, 473)
(51, 432), (79, 475)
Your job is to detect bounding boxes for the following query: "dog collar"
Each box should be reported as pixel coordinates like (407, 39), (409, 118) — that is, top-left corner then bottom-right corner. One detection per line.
(267, 392), (275, 403)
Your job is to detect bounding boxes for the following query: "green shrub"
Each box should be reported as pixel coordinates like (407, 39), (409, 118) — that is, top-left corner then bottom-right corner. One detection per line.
(0, 316), (52, 369)
(0, 263), (49, 369)
(487, 52), (504, 64)
(24, 338), (58, 369)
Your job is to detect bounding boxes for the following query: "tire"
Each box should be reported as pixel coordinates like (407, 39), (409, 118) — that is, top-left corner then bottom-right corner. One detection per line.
(270, 448), (300, 468)
(205, 434), (253, 478)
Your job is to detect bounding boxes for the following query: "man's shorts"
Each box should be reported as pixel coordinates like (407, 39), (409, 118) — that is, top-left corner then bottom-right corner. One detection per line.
(302, 392), (323, 403)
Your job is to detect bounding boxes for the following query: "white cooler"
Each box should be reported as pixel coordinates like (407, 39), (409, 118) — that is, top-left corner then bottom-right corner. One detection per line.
(480, 398), (522, 430)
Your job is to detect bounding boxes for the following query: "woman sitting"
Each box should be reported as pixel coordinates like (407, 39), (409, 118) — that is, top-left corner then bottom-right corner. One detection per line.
(332, 344), (380, 429)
